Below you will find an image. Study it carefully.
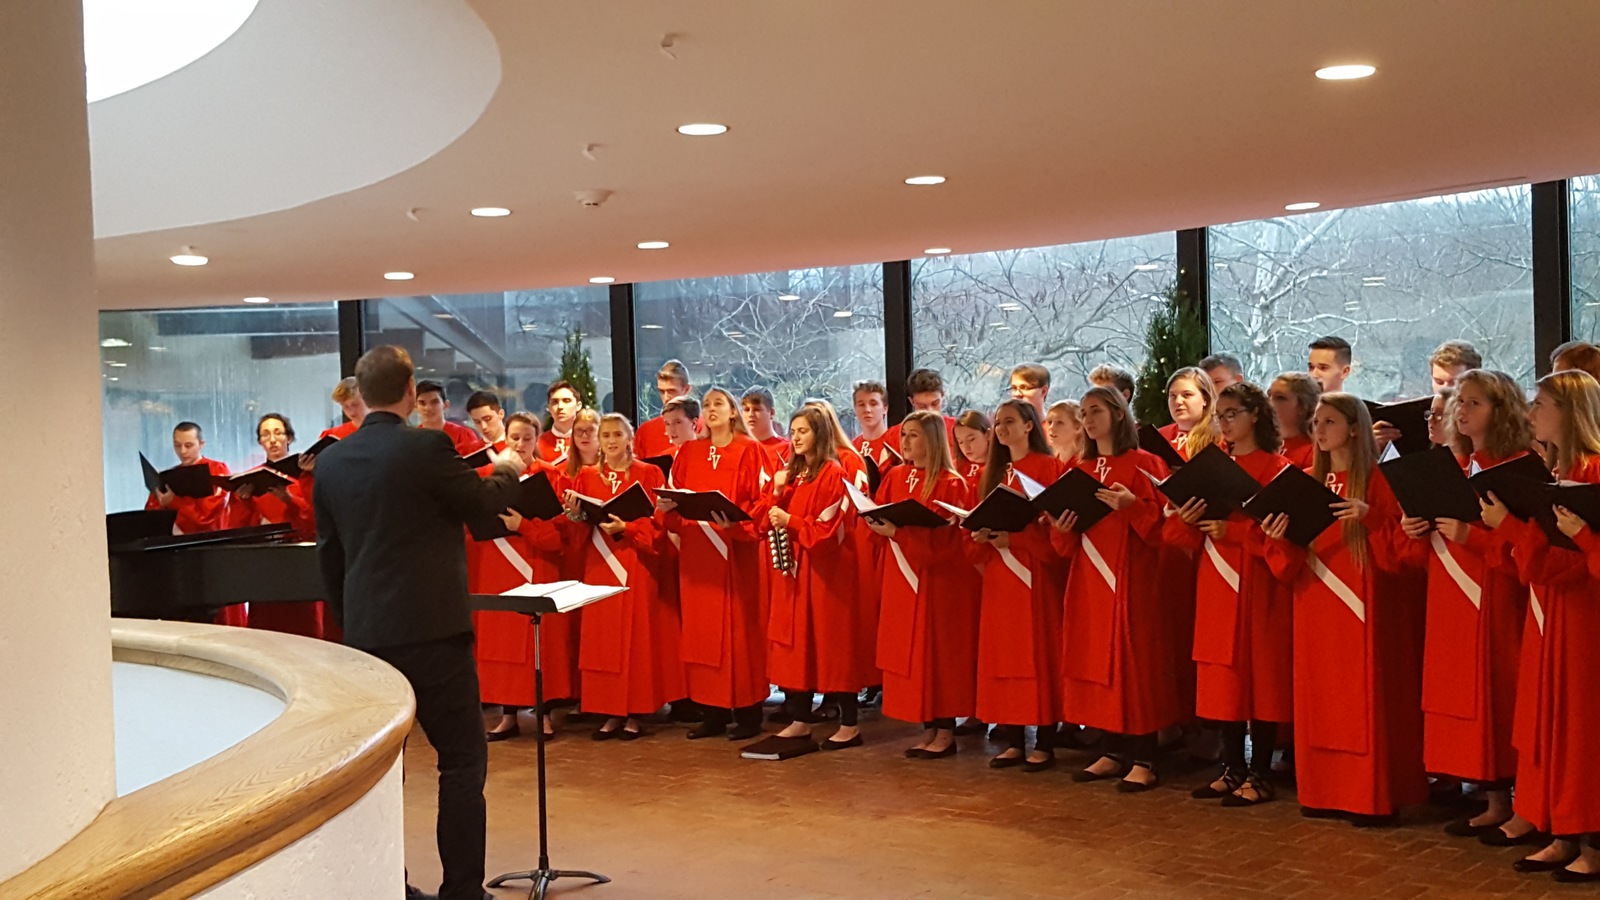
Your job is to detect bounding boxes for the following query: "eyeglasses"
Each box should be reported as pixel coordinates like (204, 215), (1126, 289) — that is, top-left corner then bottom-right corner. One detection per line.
(1426, 412), (1447, 423)
(259, 430), (289, 439)
(1216, 409), (1250, 423)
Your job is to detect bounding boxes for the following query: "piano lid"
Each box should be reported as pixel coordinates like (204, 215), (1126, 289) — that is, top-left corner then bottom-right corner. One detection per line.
(108, 518), (296, 552)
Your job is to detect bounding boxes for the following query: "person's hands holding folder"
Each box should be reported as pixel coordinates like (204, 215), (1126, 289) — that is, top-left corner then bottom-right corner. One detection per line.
(864, 518), (896, 538)
(296, 451), (317, 474)
(1332, 498), (1369, 522)
(1096, 483), (1138, 511)
(154, 486), (176, 508)
(1175, 497), (1208, 526)
(655, 494), (678, 514)
(1049, 510), (1078, 533)
(1197, 518), (1228, 540)
(1479, 492), (1510, 529)
(1260, 512), (1290, 543)
(1555, 505), (1585, 539)
(1435, 517), (1471, 545)
(599, 514), (628, 536)
(499, 508), (525, 531)
(709, 510), (733, 529)
(1400, 515), (1432, 540)
(971, 527), (1009, 549)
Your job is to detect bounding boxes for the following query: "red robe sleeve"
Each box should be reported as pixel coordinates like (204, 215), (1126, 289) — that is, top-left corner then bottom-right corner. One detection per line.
(787, 473), (847, 550)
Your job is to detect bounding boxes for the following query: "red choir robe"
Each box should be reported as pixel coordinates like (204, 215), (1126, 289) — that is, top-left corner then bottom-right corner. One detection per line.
(873, 467), (977, 723)
(538, 428), (572, 464)
(1281, 434), (1315, 470)
(958, 458), (984, 485)
(1149, 423), (1217, 719)
(1163, 450), (1295, 724)
(1054, 450), (1178, 735)
(767, 459), (866, 693)
(470, 460), (571, 706)
(855, 431), (901, 470)
(320, 420), (359, 441)
(668, 434), (769, 709)
(634, 415), (674, 461)
(1502, 455), (1600, 835)
(574, 461), (684, 717)
(969, 452), (1070, 726)
(439, 420), (486, 456)
(147, 457), (245, 626)
(227, 470), (327, 637)
(752, 438), (789, 634)
(1389, 450), (1525, 784)
(1264, 468), (1427, 816)
(759, 434), (791, 462)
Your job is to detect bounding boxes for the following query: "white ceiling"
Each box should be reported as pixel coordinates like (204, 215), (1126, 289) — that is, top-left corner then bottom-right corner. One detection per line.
(90, 0), (1600, 310)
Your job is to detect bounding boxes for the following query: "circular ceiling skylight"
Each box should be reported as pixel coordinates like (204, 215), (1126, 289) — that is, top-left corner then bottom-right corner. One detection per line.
(83, 0), (260, 103)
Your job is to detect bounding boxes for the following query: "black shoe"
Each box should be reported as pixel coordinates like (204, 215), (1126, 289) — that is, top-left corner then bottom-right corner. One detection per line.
(953, 718), (987, 736)
(727, 721), (764, 741)
(590, 726), (619, 742)
(1552, 867), (1600, 884)
(1480, 827), (1549, 847)
(1220, 773), (1276, 807)
(1191, 767), (1245, 800)
(687, 721), (728, 740)
(908, 744), (958, 760)
(1116, 764), (1159, 793)
(667, 700), (705, 724)
(1023, 754), (1057, 773)
(821, 734), (863, 751)
(989, 751), (1026, 769)
(1349, 813), (1399, 828)
(1071, 756), (1130, 783)
(1300, 806), (1347, 820)
(617, 727), (643, 742)
(1513, 854), (1580, 874)
(485, 723), (520, 742)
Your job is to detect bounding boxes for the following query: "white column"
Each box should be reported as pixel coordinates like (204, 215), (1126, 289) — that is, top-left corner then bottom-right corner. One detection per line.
(0, 1), (116, 880)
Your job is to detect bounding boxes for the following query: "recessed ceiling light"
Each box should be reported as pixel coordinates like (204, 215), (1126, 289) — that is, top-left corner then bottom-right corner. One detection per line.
(832, 310), (854, 318)
(470, 207), (511, 218)
(589, 276), (616, 284)
(170, 245), (207, 266)
(677, 123), (728, 136)
(149, 346), (167, 351)
(640, 323), (664, 329)
(725, 331), (745, 338)
(1133, 263), (1162, 271)
(384, 271), (415, 281)
(107, 376), (119, 382)
(433, 313), (455, 319)
(101, 338), (131, 348)
(637, 241), (670, 250)
(924, 247), (952, 255)
(1284, 201), (1321, 211)
(1315, 64), (1376, 81)
(104, 360), (127, 367)
(242, 296), (270, 304)
(905, 176), (946, 186)
(778, 293), (800, 301)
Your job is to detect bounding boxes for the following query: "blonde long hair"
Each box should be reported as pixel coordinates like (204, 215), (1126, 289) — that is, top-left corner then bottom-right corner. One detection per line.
(903, 410), (960, 500)
(1447, 370), (1531, 461)
(1536, 370), (1600, 478)
(598, 412), (636, 470)
(565, 407), (603, 479)
(1167, 366), (1221, 459)
(1311, 392), (1376, 569)
(697, 387), (751, 439)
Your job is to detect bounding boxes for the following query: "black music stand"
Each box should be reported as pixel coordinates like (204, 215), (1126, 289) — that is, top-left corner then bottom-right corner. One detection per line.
(471, 591), (610, 899)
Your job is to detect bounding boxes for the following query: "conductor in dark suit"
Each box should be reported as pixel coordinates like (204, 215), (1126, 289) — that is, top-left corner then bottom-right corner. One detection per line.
(313, 345), (521, 900)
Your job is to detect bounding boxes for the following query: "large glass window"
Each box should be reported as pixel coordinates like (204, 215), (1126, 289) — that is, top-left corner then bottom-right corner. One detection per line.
(633, 265), (884, 427)
(910, 233), (1175, 413)
(1211, 186), (1535, 397)
(1572, 174), (1600, 342)
(364, 287), (613, 422)
(100, 304), (342, 512)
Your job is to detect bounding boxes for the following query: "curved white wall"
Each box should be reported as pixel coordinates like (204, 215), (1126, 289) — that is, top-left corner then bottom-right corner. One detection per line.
(0, 1), (116, 881)
(196, 758), (405, 899)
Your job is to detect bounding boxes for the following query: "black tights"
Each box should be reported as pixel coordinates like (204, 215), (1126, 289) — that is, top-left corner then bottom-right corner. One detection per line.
(782, 689), (859, 727)
(994, 724), (1058, 752)
(1219, 720), (1280, 774)
(923, 717), (958, 730)
(1106, 731), (1158, 765)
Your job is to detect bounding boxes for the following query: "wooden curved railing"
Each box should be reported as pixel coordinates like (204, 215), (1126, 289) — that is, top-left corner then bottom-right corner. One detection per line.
(0, 620), (415, 899)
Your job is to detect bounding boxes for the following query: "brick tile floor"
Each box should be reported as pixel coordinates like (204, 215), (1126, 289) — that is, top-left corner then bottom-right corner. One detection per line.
(399, 708), (1573, 898)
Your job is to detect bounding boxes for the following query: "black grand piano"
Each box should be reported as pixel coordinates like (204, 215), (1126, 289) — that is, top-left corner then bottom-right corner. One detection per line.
(107, 510), (326, 619)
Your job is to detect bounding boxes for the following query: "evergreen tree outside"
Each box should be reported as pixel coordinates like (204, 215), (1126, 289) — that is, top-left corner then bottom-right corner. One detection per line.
(1133, 277), (1207, 427)
(557, 327), (600, 422)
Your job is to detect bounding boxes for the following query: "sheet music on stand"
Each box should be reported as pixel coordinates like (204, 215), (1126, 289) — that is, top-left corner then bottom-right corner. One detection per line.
(473, 580), (627, 614)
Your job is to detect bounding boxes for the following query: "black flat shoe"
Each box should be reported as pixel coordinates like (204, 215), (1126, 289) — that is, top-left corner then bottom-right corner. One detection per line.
(486, 723), (520, 742)
(910, 744), (957, 760)
(1480, 827), (1549, 847)
(1071, 757), (1130, 783)
(1349, 813), (1399, 828)
(1552, 868), (1600, 884)
(821, 734), (863, 751)
(1191, 767), (1245, 800)
(727, 722), (765, 741)
(590, 726), (619, 742)
(1220, 773), (1276, 807)
(616, 728), (643, 742)
(686, 722), (728, 740)
(1116, 765), (1159, 793)
(1513, 854), (1580, 874)
(989, 751), (1026, 769)
(1023, 755), (1057, 773)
